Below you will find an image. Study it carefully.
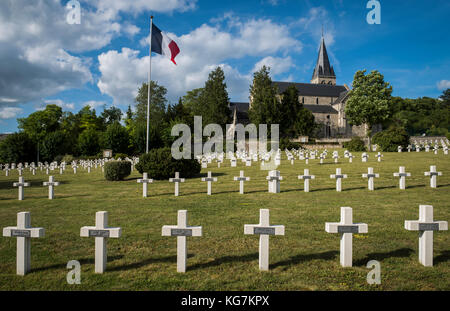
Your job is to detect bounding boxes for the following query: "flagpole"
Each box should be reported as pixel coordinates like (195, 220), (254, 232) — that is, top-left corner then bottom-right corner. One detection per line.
(146, 16), (153, 153)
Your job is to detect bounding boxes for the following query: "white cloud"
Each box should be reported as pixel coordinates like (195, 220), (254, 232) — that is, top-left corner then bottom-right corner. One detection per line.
(89, 0), (197, 17)
(252, 56), (293, 76)
(0, 0), (134, 108)
(41, 99), (75, 110)
(293, 7), (335, 46)
(437, 80), (450, 90)
(84, 101), (107, 110)
(0, 107), (23, 119)
(99, 18), (301, 106)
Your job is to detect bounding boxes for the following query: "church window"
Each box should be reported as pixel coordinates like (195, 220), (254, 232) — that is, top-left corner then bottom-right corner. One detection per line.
(316, 98), (319, 105)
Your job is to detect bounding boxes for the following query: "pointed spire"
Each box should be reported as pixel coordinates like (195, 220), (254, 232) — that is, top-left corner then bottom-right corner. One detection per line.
(311, 32), (336, 83)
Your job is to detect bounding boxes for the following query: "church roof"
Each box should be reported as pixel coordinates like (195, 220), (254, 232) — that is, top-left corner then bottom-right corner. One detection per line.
(273, 81), (347, 97)
(311, 36), (335, 80)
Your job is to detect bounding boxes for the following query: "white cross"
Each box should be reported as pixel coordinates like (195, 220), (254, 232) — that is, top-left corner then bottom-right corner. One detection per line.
(362, 153), (369, 162)
(348, 154), (354, 163)
(234, 170), (250, 194)
(230, 158), (237, 167)
(169, 172), (185, 196)
(424, 165), (442, 188)
(245, 158), (252, 167)
(332, 153), (339, 163)
(137, 172), (153, 197)
(330, 168), (347, 192)
(362, 167), (379, 191)
(398, 146), (402, 153)
(405, 205), (448, 266)
(18, 168), (23, 176)
(5, 168), (10, 176)
(375, 152), (383, 162)
(43, 176), (60, 199)
(319, 154), (325, 164)
(325, 207), (368, 267)
(13, 176), (30, 200)
(201, 171), (217, 195)
(244, 209), (285, 271)
(201, 159), (208, 168)
(298, 169), (315, 192)
(3, 212), (45, 275)
(72, 164), (77, 174)
(80, 211), (121, 273)
(393, 166), (411, 190)
(162, 210), (202, 273)
(304, 154), (309, 165)
(266, 170), (283, 193)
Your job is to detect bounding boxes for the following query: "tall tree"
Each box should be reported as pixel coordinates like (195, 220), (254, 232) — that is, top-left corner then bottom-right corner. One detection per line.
(104, 122), (130, 154)
(248, 66), (280, 131)
(345, 70), (392, 147)
(199, 67), (230, 127)
(101, 105), (122, 127)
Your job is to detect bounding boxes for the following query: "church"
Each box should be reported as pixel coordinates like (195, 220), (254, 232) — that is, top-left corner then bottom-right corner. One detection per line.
(229, 35), (372, 140)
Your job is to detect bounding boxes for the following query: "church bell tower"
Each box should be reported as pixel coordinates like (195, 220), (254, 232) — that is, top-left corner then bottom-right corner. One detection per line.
(311, 34), (336, 85)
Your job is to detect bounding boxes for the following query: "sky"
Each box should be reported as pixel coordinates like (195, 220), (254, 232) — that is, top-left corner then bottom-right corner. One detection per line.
(0, 0), (449, 133)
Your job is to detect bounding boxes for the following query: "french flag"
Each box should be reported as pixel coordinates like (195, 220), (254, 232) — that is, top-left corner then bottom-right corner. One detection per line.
(151, 23), (180, 65)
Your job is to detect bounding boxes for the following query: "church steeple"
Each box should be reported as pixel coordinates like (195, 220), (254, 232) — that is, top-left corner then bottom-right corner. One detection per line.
(311, 34), (336, 85)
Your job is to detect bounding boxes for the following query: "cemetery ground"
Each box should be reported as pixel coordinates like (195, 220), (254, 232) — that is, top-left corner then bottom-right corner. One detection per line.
(0, 151), (448, 291)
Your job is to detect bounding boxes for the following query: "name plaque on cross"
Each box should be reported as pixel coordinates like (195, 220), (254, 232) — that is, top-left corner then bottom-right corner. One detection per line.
(11, 229), (31, 237)
(171, 228), (193, 236)
(418, 223), (440, 231)
(337, 226), (359, 233)
(88, 230), (110, 238)
(254, 227), (276, 235)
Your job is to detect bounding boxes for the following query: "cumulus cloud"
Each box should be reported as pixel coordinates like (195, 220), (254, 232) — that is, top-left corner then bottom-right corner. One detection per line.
(0, 107), (23, 119)
(84, 101), (107, 110)
(99, 18), (300, 106)
(89, 0), (197, 17)
(437, 80), (450, 90)
(0, 0), (134, 108)
(252, 56), (293, 76)
(39, 99), (75, 111)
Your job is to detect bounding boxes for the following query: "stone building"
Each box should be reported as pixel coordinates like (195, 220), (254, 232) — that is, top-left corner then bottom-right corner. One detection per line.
(229, 35), (379, 139)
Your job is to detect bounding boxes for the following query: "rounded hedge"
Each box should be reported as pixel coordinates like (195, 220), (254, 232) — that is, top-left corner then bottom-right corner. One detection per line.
(104, 160), (131, 181)
(342, 137), (367, 152)
(372, 126), (410, 152)
(135, 147), (201, 180)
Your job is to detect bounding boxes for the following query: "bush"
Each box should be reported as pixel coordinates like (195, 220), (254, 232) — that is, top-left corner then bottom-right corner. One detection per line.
(104, 161), (131, 181)
(114, 153), (128, 160)
(372, 126), (410, 152)
(279, 137), (302, 150)
(135, 147), (201, 180)
(343, 137), (367, 152)
(61, 154), (74, 163)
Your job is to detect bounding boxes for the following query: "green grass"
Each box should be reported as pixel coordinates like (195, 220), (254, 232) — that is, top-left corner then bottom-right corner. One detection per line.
(0, 150), (449, 291)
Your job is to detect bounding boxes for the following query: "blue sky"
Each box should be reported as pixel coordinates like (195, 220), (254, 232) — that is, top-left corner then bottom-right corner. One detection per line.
(0, 0), (449, 133)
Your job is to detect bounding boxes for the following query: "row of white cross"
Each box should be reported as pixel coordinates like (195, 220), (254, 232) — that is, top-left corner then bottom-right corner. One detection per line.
(3, 205), (447, 275)
(8, 165), (443, 201)
(136, 166), (443, 197)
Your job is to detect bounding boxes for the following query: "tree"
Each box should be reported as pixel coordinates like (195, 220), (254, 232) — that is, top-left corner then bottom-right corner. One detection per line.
(345, 70), (392, 147)
(17, 104), (63, 161)
(104, 122), (129, 154)
(77, 106), (103, 131)
(248, 66), (280, 131)
(135, 81), (167, 127)
(278, 85), (316, 138)
(0, 132), (36, 163)
(40, 131), (68, 162)
(182, 88), (203, 117)
(439, 88), (450, 106)
(77, 128), (101, 156)
(199, 67), (230, 127)
(101, 105), (122, 127)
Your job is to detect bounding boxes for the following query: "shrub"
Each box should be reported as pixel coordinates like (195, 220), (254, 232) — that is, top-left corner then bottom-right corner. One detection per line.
(372, 126), (410, 152)
(343, 137), (367, 152)
(114, 153), (128, 159)
(104, 161), (131, 181)
(61, 154), (74, 163)
(279, 137), (302, 150)
(135, 147), (201, 180)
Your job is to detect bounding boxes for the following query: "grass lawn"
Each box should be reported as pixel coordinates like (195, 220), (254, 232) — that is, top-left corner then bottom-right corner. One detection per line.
(0, 150), (449, 291)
